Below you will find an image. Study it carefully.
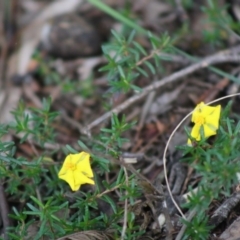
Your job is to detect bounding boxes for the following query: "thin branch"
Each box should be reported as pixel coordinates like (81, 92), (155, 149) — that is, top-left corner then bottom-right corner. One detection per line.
(83, 47), (240, 134)
(95, 183), (123, 198)
(136, 49), (161, 66)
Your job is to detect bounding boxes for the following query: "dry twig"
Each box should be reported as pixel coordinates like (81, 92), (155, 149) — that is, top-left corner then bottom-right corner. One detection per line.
(209, 191), (240, 227)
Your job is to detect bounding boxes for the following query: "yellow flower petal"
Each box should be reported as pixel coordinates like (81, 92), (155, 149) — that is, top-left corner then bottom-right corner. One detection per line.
(58, 151), (95, 191)
(191, 124), (201, 140)
(59, 170), (78, 191)
(198, 102), (216, 116)
(205, 124), (217, 137)
(205, 105), (221, 128)
(74, 172), (95, 186)
(187, 124), (201, 144)
(192, 102), (218, 123)
(188, 102), (221, 144)
(75, 152), (94, 178)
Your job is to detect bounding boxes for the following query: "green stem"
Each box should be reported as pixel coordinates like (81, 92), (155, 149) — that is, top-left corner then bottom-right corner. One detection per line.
(87, 0), (147, 35)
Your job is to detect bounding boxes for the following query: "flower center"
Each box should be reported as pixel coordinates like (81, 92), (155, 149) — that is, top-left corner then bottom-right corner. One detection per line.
(65, 162), (77, 171)
(195, 114), (205, 125)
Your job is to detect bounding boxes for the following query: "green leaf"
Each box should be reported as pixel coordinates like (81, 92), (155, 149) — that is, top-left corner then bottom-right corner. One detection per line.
(117, 66), (126, 78)
(144, 61), (156, 74)
(154, 54), (160, 68)
(234, 121), (240, 136)
(116, 167), (124, 185)
(131, 84), (142, 93)
(101, 128), (113, 133)
(226, 118), (233, 136)
(30, 196), (44, 208)
(136, 66), (148, 77)
(65, 145), (78, 154)
(92, 156), (109, 172)
(158, 54), (173, 61)
(77, 140), (89, 151)
(132, 41), (147, 56)
(101, 195), (117, 213)
(25, 203), (39, 213)
(111, 29), (123, 43)
(88, 0), (148, 35)
(127, 30), (136, 44)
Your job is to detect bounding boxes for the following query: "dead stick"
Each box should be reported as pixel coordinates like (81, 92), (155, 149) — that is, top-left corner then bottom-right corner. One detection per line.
(84, 49), (240, 133)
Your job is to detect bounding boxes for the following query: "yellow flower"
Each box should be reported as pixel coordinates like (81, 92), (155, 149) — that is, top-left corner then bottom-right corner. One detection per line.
(58, 151), (95, 191)
(188, 102), (221, 144)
